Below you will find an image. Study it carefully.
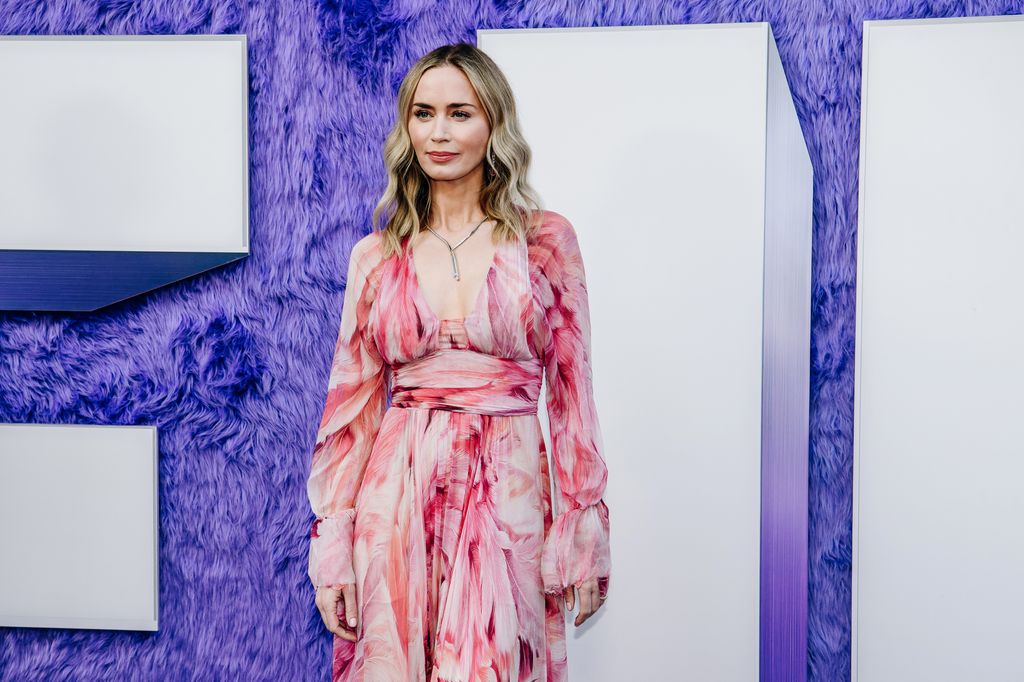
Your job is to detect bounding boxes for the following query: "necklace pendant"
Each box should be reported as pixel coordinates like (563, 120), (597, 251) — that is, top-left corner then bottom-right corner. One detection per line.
(450, 251), (460, 280)
(425, 216), (488, 281)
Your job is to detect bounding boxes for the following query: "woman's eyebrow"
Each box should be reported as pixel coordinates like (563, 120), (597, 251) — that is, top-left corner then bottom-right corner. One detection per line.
(412, 102), (477, 109)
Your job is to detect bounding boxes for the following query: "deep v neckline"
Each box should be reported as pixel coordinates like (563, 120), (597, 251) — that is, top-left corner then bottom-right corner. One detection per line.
(408, 240), (501, 323)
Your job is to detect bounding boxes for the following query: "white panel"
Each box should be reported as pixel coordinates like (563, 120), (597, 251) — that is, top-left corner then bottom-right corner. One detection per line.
(0, 36), (248, 253)
(854, 15), (1024, 682)
(480, 24), (772, 680)
(0, 424), (159, 631)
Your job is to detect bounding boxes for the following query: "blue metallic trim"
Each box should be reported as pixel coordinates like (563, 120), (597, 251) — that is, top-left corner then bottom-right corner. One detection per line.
(0, 250), (248, 312)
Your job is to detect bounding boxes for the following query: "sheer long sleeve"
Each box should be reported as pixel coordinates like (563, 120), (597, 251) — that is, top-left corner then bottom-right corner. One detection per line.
(538, 215), (612, 599)
(307, 237), (388, 590)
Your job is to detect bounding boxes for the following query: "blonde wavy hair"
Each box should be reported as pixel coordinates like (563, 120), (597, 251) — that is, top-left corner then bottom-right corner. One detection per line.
(370, 42), (545, 260)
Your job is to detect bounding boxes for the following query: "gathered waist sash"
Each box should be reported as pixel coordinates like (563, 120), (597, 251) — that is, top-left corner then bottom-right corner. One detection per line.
(389, 349), (542, 416)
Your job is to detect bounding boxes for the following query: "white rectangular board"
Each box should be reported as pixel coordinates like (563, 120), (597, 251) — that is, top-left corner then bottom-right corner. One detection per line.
(854, 14), (1024, 682)
(0, 35), (248, 253)
(0, 424), (159, 631)
(480, 22), (812, 680)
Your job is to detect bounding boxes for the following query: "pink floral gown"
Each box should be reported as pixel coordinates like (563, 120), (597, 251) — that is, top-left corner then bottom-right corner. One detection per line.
(306, 209), (611, 681)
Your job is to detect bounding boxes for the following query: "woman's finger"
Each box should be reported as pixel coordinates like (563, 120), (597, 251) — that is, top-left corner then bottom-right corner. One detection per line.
(334, 591), (356, 641)
(317, 587), (351, 640)
(575, 585), (593, 626)
(563, 585), (575, 611)
(324, 591), (343, 635)
(342, 583), (358, 630)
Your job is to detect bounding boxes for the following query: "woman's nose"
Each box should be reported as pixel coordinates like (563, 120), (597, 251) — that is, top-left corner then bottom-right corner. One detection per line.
(431, 120), (450, 141)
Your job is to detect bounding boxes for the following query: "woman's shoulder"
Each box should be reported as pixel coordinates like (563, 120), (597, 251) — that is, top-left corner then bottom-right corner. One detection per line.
(528, 208), (574, 236)
(349, 231), (388, 273)
(353, 230), (384, 256)
(528, 209), (582, 266)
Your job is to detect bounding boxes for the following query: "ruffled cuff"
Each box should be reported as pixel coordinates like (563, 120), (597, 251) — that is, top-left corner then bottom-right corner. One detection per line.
(308, 508), (356, 589)
(540, 500), (611, 598)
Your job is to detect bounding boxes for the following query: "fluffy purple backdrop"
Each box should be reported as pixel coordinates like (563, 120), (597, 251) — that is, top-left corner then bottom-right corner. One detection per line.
(2, 0), (1021, 680)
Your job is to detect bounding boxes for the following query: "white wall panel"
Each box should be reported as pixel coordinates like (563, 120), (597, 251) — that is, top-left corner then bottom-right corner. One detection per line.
(854, 15), (1024, 682)
(0, 424), (159, 631)
(480, 23), (812, 680)
(0, 36), (248, 253)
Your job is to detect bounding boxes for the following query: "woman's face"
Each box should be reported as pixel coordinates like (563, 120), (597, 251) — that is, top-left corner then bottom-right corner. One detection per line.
(408, 65), (491, 184)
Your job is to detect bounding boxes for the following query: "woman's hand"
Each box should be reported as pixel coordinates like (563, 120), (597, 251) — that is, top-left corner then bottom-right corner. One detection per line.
(563, 577), (605, 626)
(315, 583), (358, 641)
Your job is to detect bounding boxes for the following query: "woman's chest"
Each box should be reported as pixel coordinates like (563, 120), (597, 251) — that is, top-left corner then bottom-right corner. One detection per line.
(366, 237), (544, 365)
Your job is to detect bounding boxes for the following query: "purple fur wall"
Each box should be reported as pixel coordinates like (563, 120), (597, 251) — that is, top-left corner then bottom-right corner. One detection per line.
(2, 1), (1020, 680)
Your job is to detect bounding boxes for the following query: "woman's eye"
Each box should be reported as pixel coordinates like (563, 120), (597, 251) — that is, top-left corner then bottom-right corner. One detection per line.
(413, 110), (469, 120)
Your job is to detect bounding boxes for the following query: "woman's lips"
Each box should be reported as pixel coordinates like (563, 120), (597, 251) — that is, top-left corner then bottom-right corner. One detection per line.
(427, 152), (458, 163)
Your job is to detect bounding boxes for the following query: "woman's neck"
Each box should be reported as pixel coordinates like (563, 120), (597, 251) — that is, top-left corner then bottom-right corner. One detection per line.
(428, 172), (485, 235)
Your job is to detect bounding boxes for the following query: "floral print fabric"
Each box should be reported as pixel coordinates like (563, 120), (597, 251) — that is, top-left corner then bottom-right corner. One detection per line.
(307, 210), (611, 681)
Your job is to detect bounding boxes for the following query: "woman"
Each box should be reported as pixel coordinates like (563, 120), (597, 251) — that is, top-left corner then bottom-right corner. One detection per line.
(307, 42), (611, 681)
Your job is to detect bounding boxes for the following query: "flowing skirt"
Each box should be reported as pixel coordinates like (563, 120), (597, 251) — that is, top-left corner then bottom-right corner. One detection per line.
(332, 405), (568, 682)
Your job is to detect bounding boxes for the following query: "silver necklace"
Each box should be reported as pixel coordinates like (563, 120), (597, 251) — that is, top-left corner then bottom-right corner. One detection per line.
(425, 216), (489, 280)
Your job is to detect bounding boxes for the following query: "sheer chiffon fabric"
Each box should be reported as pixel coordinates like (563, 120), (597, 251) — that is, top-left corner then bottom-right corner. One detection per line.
(307, 210), (611, 681)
